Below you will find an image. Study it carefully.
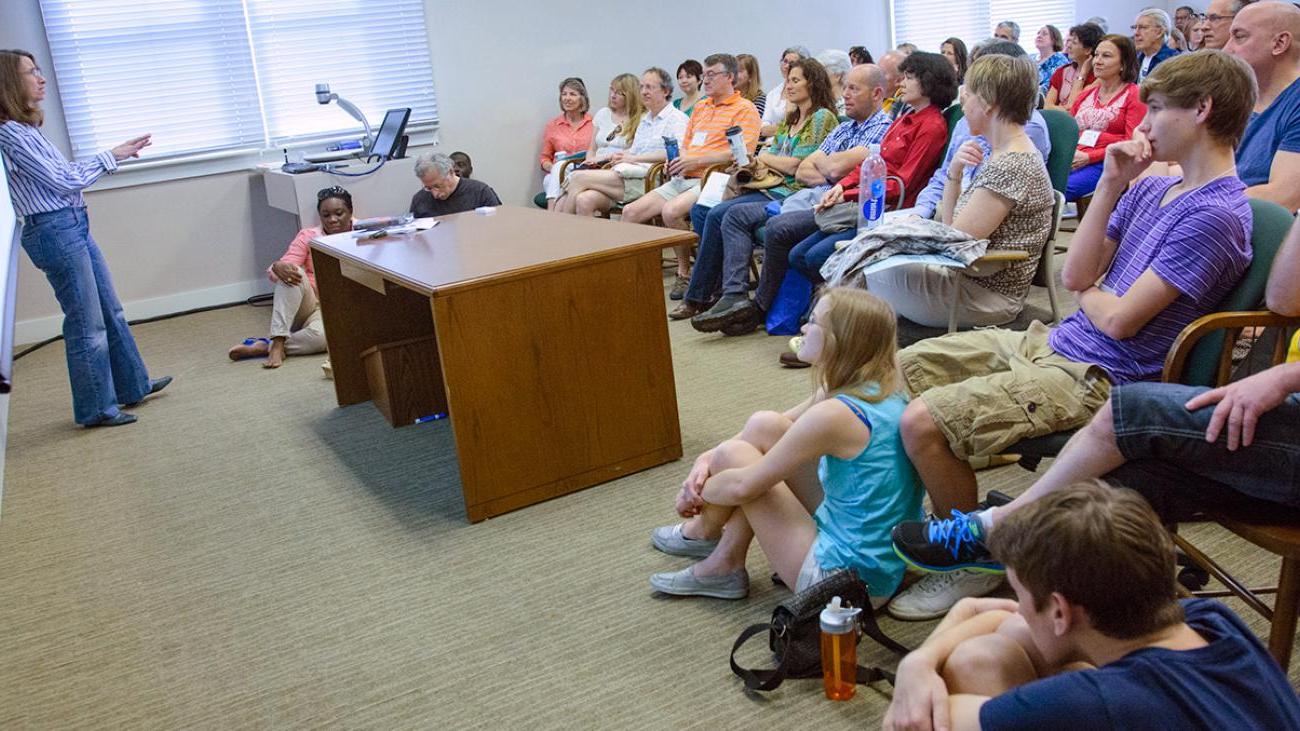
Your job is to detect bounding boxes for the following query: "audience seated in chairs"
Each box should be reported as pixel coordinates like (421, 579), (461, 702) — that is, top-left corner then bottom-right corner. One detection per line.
(409, 151), (501, 218)
(1226, 1), (1300, 211)
(883, 484), (1300, 731)
(673, 59), (704, 117)
(647, 289), (923, 604)
(621, 53), (761, 299)
(885, 51), (1257, 620)
(994, 20), (1021, 43)
(942, 37), (969, 85)
(760, 46), (810, 137)
(229, 186), (353, 369)
(788, 52), (957, 289)
(879, 50), (910, 119)
(736, 53), (767, 118)
(1065, 34), (1144, 202)
(1134, 8), (1181, 82)
(1188, 14), (1210, 51)
(855, 53), (1055, 331)
(749, 64), (894, 325)
(538, 77), (594, 210)
(1032, 25), (1069, 96)
(554, 68), (688, 218)
(675, 58), (841, 330)
(587, 74), (645, 166)
(1044, 23), (1102, 112)
(848, 46), (874, 66)
(1201, 0), (1239, 50)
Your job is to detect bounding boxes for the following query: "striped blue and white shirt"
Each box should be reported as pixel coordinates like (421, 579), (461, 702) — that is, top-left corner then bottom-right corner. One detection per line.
(0, 121), (117, 217)
(1050, 175), (1253, 384)
(817, 110), (893, 156)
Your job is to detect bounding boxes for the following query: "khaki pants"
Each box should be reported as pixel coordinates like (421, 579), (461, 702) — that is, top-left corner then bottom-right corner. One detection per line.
(898, 321), (1111, 459)
(269, 267), (327, 356)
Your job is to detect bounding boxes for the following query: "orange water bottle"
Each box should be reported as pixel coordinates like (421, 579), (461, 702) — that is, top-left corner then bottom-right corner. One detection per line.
(820, 596), (862, 701)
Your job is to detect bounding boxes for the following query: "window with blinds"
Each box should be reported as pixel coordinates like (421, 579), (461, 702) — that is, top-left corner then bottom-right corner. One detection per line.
(38, 0), (438, 162)
(891, 0), (1075, 58)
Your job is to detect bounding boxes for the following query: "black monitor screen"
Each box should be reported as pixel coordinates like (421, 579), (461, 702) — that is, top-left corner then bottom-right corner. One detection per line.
(367, 108), (411, 160)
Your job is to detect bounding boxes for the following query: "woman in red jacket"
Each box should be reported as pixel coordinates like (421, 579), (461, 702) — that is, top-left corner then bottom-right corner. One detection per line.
(1066, 35), (1146, 201)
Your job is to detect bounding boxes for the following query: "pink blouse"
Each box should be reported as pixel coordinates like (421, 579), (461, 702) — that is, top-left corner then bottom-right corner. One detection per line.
(538, 113), (594, 168)
(268, 227), (321, 292)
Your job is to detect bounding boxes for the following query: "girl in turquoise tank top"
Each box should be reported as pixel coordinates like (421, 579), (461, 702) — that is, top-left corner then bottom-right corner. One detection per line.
(649, 288), (924, 602)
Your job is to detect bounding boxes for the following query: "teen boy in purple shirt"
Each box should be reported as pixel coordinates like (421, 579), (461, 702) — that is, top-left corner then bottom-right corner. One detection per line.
(883, 50), (1257, 621)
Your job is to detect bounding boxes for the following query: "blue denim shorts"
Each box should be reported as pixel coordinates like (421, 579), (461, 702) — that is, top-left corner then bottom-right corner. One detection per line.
(1105, 382), (1300, 519)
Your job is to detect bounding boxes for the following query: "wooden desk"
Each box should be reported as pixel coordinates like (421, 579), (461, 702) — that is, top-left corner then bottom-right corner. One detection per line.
(310, 206), (693, 522)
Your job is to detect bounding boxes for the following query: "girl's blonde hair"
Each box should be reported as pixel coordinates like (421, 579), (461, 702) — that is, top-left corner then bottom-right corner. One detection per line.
(610, 73), (644, 145)
(812, 287), (901, 403)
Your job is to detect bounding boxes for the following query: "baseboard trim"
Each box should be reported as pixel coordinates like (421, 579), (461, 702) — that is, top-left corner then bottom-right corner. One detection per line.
(16, 278), (273, 346)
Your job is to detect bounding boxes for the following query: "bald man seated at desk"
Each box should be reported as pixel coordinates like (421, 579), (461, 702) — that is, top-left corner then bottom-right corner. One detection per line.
(409, 150), (502, 218)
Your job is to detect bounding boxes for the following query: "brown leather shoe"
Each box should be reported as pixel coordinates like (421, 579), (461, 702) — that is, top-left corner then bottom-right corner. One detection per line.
(669, 301), (704, 320)
(779, 350), (811, 368)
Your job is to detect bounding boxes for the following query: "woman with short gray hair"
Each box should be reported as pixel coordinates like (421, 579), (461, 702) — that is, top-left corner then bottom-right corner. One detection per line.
(816, 49), (853, 116)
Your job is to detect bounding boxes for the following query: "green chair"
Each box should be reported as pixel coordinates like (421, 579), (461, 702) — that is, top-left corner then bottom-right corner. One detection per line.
(1039, 109), (1079, 196)
(942, 104), (964, 157)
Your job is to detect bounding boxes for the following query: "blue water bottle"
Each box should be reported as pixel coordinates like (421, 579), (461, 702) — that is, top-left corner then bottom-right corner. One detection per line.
(663, 136), (680, 178)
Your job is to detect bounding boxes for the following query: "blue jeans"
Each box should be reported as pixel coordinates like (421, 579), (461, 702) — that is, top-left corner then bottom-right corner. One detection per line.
(684, 192), (769, 305)
(788, 228), (856, 284)
(21, 207), (150, 424)
(1106, 382), (1300, 517)
(1066, 162), (1104, 202)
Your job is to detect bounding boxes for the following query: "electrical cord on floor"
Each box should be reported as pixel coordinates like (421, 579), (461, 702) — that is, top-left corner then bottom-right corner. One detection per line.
(14, 294), (273, 361)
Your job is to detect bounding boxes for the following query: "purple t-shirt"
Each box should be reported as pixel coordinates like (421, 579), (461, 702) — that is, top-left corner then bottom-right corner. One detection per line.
(1049, 176), (1252, 383)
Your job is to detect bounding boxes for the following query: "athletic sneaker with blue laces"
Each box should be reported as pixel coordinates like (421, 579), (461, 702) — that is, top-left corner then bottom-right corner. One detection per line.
(891, 510), (1004, 573)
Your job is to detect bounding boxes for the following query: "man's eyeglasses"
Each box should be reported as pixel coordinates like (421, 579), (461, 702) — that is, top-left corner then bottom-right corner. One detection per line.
(1206, 13), (1235, 23)
(702, 70), (730, 81)
(1130, 23), (1158, 31)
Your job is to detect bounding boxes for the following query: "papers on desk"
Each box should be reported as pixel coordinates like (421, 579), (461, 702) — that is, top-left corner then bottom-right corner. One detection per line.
(414, 218), (438, 230)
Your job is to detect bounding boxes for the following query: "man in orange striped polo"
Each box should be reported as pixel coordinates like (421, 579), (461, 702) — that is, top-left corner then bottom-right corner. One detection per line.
(622, 53), (761, 294)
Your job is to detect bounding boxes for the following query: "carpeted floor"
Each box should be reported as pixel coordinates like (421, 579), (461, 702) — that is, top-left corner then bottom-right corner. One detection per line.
(1, 248), (1294, 728)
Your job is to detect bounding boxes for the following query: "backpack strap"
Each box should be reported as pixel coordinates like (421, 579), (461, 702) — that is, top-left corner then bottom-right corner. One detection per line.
(729, 622), (790, 691)
(860, 605), (911, 656)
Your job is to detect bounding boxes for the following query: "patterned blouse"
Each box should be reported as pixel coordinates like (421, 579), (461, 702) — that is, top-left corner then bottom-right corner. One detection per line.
(766, 107), (839, 196)
(1037, 52), (1070, 95)
(954, 151), (1055, 300)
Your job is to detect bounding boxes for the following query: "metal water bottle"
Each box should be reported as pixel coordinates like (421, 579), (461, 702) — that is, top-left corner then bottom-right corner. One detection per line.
(725, 125), (749, 167)
(820, 595), (862, 701)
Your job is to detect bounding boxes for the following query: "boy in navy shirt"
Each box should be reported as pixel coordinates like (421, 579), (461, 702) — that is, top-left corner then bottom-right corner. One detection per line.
(883, 484), (1300, 731)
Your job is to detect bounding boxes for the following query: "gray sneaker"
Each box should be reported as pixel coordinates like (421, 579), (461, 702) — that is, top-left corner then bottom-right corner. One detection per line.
(649, 565), (749, 599)
(651, 523), (719, 558)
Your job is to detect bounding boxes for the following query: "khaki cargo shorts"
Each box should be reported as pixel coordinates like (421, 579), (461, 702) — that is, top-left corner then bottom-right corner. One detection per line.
(898, 321), (1112, 459)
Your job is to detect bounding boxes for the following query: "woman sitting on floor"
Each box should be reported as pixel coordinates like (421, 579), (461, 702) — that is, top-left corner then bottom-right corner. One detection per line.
(648, 288), (923, 604)
(229, 186), (353, 368)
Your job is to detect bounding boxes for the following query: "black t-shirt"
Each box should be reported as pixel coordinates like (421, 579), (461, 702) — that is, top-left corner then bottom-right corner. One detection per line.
(409, 177), (502, 218)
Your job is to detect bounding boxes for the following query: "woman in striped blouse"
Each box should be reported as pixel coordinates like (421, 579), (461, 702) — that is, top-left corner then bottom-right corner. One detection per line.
(0, 49), (170, 427)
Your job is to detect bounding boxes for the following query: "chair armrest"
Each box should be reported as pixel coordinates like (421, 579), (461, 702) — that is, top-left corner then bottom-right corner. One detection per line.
(1162, 311), (1300, 385)
(646, 163), (665, 190)
(558, 158), (579, 186)
(964, 250), (1029, 278)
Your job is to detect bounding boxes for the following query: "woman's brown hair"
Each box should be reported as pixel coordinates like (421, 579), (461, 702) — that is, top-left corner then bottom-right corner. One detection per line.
(784, 58), (838, 129)
(0, 50), (43, 126)
(736, 53), (764, 101)
(812, 288), (901, 403)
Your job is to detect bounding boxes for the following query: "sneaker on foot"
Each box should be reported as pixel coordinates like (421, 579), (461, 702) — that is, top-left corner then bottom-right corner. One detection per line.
(886, 569), (1004, 621)
(669, 275), (690, 300)
(690, 294), (753, 332)
(651, 523), (719, 558)
(892, 510), (1002, 573)
(650, 565), (749, 599)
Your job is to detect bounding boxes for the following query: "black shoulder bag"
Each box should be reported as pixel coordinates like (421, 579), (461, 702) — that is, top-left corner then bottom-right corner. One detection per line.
(729, 569), (910, 692)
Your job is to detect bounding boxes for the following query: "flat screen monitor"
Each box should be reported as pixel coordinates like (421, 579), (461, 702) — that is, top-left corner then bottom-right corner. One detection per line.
(367, 108), (411, 160)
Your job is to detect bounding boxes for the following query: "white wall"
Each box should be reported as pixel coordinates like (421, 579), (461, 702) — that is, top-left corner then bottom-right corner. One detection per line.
(3, 0), (890, 341)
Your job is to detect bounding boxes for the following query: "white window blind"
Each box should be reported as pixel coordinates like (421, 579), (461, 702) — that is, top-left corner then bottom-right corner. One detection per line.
(245, 0), (438, 145)
(39, 0), (438, 162)
(892, 0), (1075, 58)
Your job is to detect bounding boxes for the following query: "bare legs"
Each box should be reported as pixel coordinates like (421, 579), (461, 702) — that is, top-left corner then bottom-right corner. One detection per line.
(901, 399), (979, 517)
(623, 188), (698, 279)
(679, 410), (823, 585)
(555, 170), (624, 216)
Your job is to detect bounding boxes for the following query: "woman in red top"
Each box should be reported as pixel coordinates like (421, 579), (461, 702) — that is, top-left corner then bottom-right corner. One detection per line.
(787, 53), (958, 288)
(816, 52), (956, 214)
(1045, 22), (1103, 112)
(1065, 34), (1146, 201)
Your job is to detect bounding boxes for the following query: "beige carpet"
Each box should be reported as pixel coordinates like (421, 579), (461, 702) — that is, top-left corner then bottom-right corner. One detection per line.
(1, 257), (1293, 728)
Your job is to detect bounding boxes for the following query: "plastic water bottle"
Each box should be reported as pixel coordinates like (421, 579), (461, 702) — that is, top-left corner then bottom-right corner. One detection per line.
(856, 144), (887, 231)
(820, 595), (862, 701)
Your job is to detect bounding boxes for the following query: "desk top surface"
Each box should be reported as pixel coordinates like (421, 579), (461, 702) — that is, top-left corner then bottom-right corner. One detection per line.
(310, 205), (695, 296)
